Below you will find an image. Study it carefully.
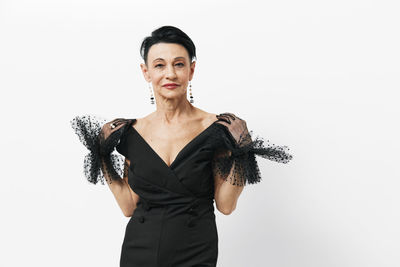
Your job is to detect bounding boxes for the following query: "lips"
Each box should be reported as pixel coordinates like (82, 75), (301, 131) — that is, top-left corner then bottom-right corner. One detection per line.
(163, 83), (179, 89)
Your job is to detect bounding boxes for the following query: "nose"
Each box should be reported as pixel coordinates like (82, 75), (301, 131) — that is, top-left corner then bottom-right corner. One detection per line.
(165, 64), (177, 79)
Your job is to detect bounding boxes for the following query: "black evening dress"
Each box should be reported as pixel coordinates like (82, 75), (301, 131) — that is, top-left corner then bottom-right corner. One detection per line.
(70, 113), (293, 267)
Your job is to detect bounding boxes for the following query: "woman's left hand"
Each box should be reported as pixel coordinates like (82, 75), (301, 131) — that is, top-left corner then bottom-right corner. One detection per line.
(216, 113), (252, 147)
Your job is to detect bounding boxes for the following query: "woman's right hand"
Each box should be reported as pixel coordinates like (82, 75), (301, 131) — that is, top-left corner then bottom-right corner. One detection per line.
(98, 118), (131, 156)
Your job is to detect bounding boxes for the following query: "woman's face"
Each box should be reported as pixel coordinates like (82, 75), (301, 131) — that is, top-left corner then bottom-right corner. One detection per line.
(140, 42), (195, 102)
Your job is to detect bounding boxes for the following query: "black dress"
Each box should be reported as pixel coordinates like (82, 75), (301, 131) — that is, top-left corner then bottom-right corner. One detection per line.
(70, 114), (293, 267)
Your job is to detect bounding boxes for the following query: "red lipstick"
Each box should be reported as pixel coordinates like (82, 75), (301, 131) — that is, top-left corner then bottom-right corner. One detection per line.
(163, 83), (179, 89)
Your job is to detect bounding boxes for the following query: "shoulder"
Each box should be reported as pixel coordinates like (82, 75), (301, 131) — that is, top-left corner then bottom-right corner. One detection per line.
(204, 112), (219, 125)
(195, 107), (220, 126)
(131, 114), (153, 132)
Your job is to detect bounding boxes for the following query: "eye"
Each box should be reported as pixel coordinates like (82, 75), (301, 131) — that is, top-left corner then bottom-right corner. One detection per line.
(176, 63), (184, 67)
(155, 64), (163, 68)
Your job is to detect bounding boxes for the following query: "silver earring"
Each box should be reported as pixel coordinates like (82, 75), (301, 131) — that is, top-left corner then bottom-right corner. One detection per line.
(189, 81), (194, 103)
(149, 83), (155, 104)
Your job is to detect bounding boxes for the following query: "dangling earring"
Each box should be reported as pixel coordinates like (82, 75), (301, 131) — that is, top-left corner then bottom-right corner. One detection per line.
(189, 81), (194, 103)
(149, 82), (155, 105)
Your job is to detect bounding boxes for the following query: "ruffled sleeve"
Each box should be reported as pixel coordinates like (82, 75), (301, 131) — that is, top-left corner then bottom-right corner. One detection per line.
(211, 113), (293, 186)
(70, 114), (132, 185)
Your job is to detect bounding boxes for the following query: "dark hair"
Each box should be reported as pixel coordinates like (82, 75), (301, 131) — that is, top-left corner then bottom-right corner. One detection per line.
(140, 25), (196, 65)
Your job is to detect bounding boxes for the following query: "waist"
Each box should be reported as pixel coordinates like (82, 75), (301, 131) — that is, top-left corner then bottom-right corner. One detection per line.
(137, 196), (214, 210)
(136, 197), (215, 225)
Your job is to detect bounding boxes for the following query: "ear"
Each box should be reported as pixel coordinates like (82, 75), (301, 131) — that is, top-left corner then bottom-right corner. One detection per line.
(189, 60), (196, 81)
(140, 63), (151, 82)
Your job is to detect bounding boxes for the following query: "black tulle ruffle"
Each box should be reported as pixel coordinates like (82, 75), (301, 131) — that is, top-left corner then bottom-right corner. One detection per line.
(211, 124), (293, 186)
(70, 114), (126, 185)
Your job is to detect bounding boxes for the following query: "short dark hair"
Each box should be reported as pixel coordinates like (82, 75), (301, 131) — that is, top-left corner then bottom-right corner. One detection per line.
(140, 25), (197, 65)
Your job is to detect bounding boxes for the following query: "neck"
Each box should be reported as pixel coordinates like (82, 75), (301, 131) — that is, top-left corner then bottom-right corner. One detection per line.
(152, 98), (196, 125)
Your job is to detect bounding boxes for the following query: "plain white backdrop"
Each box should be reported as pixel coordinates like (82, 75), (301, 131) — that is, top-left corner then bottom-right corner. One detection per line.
(1, 0), (399, 266)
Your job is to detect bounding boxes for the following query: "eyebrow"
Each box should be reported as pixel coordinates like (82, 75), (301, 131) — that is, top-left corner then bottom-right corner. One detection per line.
(152, 57), (186, 63)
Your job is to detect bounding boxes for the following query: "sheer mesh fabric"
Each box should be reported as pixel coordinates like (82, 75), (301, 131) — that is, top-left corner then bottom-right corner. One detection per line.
(71, 113), (293, 187)
(70, 115), (132, 185)
(211, 113), (293, 186)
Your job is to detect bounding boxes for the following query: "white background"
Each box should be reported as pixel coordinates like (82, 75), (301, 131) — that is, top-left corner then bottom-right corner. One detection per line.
(1, 0), (399, 266)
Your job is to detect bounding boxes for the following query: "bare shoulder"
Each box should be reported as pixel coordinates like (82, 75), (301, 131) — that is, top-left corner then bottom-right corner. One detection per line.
(132, 113), (154, 131)
(196, 108), (218, 126)
(206, 112), (219, 126)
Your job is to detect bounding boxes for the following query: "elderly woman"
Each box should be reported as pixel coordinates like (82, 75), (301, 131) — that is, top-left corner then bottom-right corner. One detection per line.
(71, 25), (292, 267)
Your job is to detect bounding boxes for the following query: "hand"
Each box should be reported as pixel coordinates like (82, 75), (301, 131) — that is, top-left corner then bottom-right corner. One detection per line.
(98, 118), (131, 156)
(216, 113), (252, 147)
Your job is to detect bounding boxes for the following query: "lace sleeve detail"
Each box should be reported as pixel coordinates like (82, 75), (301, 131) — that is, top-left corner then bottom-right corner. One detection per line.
(211, 113), (293, 186)
(70, 114), (132, 185)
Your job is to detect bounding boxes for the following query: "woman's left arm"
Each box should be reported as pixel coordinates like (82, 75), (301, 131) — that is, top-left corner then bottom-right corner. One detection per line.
(213, 148), (245, 215)
(212, 112), (294, 215)
(212, 113), (252, 215)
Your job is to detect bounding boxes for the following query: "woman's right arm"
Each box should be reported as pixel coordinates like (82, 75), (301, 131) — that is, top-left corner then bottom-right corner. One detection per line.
(70, 115), (140, 217)
(101, 157), (140, 217)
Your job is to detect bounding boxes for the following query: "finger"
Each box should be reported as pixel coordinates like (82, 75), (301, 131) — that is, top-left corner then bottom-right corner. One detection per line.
(216, 115), (231, 124)
(110, 121), (127, 133)
(217, 113), (235, 123)
(218, 113), (236, 121)
(112, 122), (126, 132)
(111, 118), (125, 126)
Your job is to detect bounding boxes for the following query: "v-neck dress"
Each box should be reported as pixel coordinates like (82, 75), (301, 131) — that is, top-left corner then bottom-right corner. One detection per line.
(117, 119), (221, 266)
(70, 114), (293, 267)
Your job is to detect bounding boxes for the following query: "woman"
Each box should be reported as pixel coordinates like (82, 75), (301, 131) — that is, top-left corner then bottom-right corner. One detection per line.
(71, 25), (293, 267)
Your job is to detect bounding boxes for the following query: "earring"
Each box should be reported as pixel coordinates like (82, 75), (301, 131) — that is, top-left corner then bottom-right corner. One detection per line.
(149, 83), (155, 104)
(189, 81), (194, 103)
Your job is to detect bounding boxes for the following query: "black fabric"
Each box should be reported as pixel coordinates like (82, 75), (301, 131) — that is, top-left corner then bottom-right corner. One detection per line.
(70, 114), (293, 266)
(115, 130), (129, 158)
(210, 120), (293, 186)
(70, 115), (133, 185)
